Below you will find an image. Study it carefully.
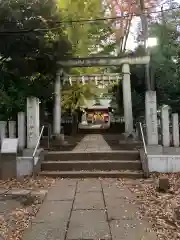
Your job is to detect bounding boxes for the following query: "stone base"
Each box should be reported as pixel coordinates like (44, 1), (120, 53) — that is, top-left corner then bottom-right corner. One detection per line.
(146, 145), (163, 154)
(163, 147), (180, 155)
(52, 134), (64, 142)
(52, 134), (71, 146)
(17, 148), (45, 177)
(122, 131), (138, 141)
(148, 154), (180, 172)
(147, 145), (180, 155)
(17, 156), (36, 177)
(0, 153), (17, 180)
(146, 145), (180, 173)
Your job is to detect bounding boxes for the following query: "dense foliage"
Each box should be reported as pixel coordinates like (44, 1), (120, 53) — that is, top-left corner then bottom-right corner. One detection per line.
(1, 0), (180, 121)
(62, 81), (98, 112)
(0, 0), (72, 119)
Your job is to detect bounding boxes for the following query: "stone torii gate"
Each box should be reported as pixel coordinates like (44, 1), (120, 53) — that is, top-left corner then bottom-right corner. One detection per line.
(53, 56), (150, 138)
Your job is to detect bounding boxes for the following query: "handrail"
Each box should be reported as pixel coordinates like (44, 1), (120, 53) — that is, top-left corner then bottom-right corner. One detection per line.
(47, 124), (51, 149)
(32, 125), (45, 177)
(41, 124), (51, 149)
(139, 121), (150, 178)
(139, 122), (147, 154)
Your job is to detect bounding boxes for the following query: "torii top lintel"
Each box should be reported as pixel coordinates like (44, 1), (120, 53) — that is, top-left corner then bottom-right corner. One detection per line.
(57, 56), (150, 67)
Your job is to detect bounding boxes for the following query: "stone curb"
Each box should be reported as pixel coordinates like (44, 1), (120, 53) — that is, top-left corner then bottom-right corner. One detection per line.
(0, 188), (48, 201)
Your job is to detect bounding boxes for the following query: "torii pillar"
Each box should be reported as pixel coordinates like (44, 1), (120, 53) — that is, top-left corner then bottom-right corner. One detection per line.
(122, 63), (133, 134)
(53, 69), (62, 138)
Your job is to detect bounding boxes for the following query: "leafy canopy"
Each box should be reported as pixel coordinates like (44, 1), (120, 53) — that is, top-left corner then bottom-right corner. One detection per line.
(0, 0), (72, 119)
(62, 81), (100, 112)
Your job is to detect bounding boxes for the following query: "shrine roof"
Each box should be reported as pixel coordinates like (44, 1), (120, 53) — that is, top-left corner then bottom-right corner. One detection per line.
(85, 103), (109, 110)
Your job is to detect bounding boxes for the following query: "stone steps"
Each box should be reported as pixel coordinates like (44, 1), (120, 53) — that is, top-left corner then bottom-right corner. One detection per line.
(45, 150), (140, 161)
(40, 149), (143, 179)
(41, 160), (142, 171)
(39, 170), (144, 178)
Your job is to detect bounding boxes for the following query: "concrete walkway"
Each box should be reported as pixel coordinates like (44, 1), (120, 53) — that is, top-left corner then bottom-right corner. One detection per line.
(23, 179), (157, 240)
(73, 134), (111, 151)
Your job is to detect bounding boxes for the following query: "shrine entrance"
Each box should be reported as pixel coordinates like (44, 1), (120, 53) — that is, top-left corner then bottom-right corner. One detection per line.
(53, 56), (150, 137)
(86, 107), (109, 125)
(63, 73), (119, 131)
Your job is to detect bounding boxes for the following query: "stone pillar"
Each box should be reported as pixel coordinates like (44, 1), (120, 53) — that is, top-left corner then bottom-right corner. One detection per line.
(172, 113), (179, 147)
(145, 91), (158, 145)
(81, 112), (87, 124)
(122, 63), (133, 134)
(8, 121), (16, 138)
(161, 105), (170, 147)
(0, 121), (6, 143)
(18, 112), (26, 150)
(27, 97), (40, 149)
(53, 70), (61, 137)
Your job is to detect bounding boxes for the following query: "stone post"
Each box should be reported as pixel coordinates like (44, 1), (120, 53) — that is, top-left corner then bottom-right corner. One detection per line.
(145, 91), (158, 145)
(161, 105), (170, 147)
(53, 70), (61, 137)
(18, 112), (26, 150)
(0, 121), (6, 144)
(172, 113), (179, 147)
(8, 121), (16, 138)
(27, 97), (40, 149)
(81, 112), (87, 124)
(122, 63), (133, 134)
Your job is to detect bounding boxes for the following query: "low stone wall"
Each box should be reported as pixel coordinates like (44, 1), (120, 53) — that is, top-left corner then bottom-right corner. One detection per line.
(148, 155), (180, 172)
(19, 148), (45, 177)
(0, 148), (44, 180)
(17, 156), (39, 177)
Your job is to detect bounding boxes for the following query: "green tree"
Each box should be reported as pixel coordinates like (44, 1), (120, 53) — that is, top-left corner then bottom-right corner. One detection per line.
(148, 16), (180, 112)
(62, 81), (98, 112)
(0, 0), (72, 119)
(58, 0), (110, 56)
(58, 0), (113, 75)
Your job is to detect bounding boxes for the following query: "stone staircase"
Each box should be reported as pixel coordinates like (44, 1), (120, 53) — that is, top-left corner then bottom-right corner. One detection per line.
(40, 150), (144, 178)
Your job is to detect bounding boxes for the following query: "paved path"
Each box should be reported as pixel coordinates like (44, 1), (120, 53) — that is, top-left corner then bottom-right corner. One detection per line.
(23, 179), (157, 240)
(73, 134), (111, 151)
